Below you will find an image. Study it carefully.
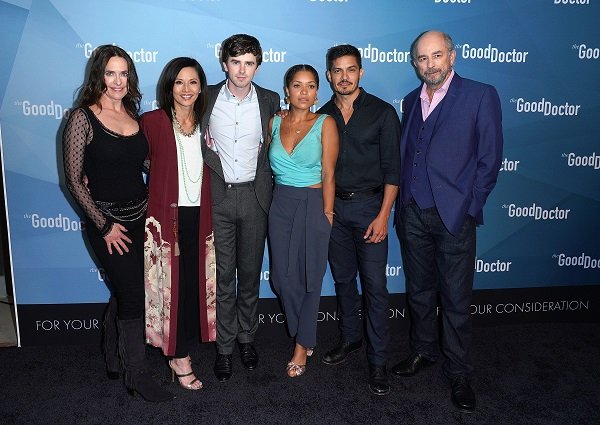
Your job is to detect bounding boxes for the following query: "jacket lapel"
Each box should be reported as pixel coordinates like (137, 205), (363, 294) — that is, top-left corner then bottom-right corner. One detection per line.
(255, 84), (271, 168)
(201, 81), (226, 180)
(430, 73), (462, 140)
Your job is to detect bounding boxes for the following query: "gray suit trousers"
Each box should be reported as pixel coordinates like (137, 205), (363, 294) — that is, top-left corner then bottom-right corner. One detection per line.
(213, 183), (268, 354)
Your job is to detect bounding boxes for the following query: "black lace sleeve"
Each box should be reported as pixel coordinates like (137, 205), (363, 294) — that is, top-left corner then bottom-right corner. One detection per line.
(63, 108), (112, 235)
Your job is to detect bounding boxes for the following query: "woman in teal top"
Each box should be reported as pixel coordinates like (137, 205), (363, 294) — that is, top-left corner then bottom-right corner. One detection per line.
(268, 64), (338, 378)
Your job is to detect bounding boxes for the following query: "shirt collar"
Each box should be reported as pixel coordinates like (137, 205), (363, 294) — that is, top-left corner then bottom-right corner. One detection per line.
(222, 81), (256, 103)
(329, 87), (366, 110)
(419, 69), (455, 103)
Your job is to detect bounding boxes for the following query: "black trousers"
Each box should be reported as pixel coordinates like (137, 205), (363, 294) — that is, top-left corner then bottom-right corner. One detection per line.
(397, 201), (476, 377)
(328, 194), (390, 366)
(173, 206), (201, 358)
(87, 215), (145, 320)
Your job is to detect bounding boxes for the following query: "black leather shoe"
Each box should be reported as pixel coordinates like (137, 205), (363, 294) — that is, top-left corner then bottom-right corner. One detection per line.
(239, 343), (258, 370)
(321, 340), (362, 365)
(368, 364), (390, 396)
(391, 353), (435, 377)
(451, 375), (476, 413)
(214, 354), (232, 382)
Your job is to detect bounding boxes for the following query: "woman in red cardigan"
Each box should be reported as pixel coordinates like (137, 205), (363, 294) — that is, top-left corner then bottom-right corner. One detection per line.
(140, 57), (216, 391)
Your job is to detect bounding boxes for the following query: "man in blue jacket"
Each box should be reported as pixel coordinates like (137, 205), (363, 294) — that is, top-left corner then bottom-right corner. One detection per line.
(393, 30), (503, 413)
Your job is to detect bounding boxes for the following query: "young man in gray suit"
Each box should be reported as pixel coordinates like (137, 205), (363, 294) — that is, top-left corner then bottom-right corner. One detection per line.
(201, 34), (280, 381)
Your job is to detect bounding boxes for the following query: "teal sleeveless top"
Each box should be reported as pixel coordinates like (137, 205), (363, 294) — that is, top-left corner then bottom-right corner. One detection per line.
(269, 114), (327, 187)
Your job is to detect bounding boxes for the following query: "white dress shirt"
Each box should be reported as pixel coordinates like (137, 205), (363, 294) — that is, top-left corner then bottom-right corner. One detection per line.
(208, 83), (262, 183)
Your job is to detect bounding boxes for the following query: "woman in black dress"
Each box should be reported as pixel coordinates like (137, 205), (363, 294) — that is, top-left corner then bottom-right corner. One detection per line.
(63, 45), (171, 402)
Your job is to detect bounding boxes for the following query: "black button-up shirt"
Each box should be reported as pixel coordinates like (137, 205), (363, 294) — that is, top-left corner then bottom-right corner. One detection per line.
(318, 88), (401, 192)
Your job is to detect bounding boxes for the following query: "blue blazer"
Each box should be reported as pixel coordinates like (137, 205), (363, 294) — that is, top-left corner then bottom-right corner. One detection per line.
(396, 73), (503, 235)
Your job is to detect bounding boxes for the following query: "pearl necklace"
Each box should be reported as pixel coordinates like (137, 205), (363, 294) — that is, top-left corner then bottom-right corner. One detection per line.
(173, 122), (202, 204)
(173, 110), (197, 137)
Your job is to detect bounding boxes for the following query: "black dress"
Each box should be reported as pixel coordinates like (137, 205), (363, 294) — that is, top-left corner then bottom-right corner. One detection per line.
(63, 107), (148, 319)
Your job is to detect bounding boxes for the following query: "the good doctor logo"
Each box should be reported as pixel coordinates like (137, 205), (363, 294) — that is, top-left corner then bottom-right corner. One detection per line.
(554, 0), (590, 5)
(209, 42), (287, 63)
(555, 253), (600, 269)
(475, 258), (512, 273)
(573, 43), (600, 60)
(503, 203), (571, 220)
(25, 213), (84, 231)
(434, 0), (472, 3)
(143, 99), (159, 111)
(457, 43), (528, 63)
(91, 267), (107, 282)
(358, 44), (411, 63)
(563, 152), (600, 169)
(511, 97), (581, 116)
(393, 98), (405, 114)
(16, 100), (69, 120)
(78, 42), (158, 63)
(500, 157), (520, 172)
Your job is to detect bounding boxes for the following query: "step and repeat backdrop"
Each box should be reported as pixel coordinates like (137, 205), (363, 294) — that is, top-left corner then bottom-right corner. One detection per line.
(1, 0), (599, 346)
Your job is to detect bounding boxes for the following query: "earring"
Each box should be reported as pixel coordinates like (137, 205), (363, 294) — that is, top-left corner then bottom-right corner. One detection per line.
(284, 96), (290, 104)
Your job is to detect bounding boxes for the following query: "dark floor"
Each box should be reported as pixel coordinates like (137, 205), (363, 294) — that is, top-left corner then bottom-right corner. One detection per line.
(0, 321), (598, 425)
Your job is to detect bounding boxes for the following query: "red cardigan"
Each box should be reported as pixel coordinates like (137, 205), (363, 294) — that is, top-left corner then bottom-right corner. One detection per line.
(140, 109), (216, 355)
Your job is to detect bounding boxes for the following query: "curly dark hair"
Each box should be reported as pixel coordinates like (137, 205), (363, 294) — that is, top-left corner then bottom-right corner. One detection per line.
(76, 45), (141, 118)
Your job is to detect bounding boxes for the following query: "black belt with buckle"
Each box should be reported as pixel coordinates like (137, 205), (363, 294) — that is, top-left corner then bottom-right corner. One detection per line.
(226, 181), (254, 189)
(335, 186), (382, 200)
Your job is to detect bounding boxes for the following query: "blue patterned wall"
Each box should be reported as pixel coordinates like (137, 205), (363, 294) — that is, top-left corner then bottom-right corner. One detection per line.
(1, 0), (599, 344)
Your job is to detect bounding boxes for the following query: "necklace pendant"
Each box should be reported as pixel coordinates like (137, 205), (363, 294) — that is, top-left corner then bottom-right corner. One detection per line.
(295, 130), (300, 134)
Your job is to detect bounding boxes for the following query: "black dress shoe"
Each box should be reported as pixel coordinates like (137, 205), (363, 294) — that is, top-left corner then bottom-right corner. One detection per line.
(391, 353), (435, 377)
(321, 340), (362, 365)
(368, 364), (390, 396)
(451, 375), (476, 413)
(239, 343), (258, 370)
(214, 354), (232, 382)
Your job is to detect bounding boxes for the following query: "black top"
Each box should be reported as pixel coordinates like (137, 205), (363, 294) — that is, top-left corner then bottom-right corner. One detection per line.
(318, 88), (401, 192)
(63, 107), (148, 232)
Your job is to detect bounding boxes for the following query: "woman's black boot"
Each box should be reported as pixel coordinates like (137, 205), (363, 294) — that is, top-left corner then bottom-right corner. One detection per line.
(117, 317), (173, 402)
(102, 296), (121, 379)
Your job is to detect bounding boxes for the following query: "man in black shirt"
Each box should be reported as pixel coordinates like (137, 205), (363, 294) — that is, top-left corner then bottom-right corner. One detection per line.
(318, 44), (401, 396)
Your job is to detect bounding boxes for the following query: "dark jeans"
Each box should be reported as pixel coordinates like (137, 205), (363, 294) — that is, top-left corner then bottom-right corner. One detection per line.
(397, 201), (476, 377)
(328, 194), (390, 366)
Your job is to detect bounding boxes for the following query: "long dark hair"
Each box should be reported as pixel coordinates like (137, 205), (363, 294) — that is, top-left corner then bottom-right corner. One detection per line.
(157, 57), (207, 125)
(76, 45), (141, 118)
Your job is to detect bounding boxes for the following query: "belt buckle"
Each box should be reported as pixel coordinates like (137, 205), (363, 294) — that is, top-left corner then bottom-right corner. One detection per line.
(337, 191), (354, 200)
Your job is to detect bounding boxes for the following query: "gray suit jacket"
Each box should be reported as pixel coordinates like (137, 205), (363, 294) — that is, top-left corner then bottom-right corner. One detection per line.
(201, 81), (280, 214)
